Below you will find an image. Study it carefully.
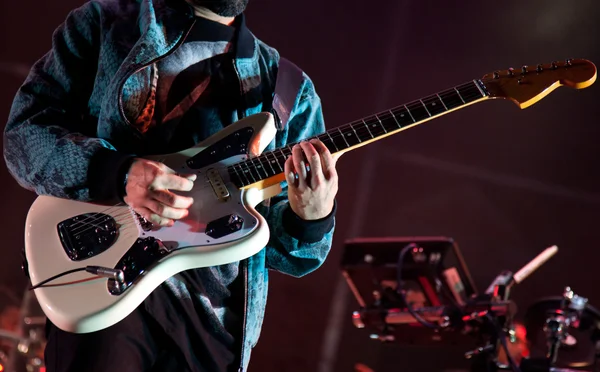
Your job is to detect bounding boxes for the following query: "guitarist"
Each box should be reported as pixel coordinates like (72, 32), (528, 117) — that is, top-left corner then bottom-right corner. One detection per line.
(3, 0), (339, 371)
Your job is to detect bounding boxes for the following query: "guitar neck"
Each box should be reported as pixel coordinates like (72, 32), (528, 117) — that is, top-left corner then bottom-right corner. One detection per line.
(229, 79), (490, 189)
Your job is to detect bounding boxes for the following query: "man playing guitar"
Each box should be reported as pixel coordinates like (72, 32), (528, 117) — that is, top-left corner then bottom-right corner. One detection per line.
(3, 0), (338, 370)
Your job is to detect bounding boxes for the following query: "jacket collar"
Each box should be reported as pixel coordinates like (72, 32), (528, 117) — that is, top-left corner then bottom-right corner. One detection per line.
(234, 14), (255, 59)
(185, 13), (255, 59)
(142, 0), (256, 61)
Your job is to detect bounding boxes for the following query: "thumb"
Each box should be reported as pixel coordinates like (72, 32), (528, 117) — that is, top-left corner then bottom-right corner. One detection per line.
(178, 173), (197, 182)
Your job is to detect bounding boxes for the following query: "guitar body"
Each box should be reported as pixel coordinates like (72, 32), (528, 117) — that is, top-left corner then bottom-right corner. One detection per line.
(25, 112), (283, 334)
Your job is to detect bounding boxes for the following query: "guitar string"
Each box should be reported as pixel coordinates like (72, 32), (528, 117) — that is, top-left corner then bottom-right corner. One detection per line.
(229, 80), (485, 177)
(67, 176), (217, 233)
(57, 63), (575, 235)
(63, 81), (485, 234)
(67, 181), (217, 236)
(62, 80), (488, 233)
(67, 177), (219, 236)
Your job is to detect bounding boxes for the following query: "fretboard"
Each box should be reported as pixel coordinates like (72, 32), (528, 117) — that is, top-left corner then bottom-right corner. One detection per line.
(228, 79), (488, 188)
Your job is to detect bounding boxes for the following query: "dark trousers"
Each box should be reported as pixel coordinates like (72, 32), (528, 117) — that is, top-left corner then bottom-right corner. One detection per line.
(44, 304), (189, 372)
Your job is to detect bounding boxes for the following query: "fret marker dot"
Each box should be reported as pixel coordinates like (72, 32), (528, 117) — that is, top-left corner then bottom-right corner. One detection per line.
(432, 103), (436, 106)
(400, 114), (404, 117)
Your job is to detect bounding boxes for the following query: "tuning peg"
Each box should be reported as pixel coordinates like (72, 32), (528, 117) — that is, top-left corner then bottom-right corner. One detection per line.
(508, 68), (515, 77)
(521, 65), (528, 74)
(493, 71), (500, 79)
(566, 58), (572, 66)
(551, 61), (558, 69)
(536, 64), (543, 73)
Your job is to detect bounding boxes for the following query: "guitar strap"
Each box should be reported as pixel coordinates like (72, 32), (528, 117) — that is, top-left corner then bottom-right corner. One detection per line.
(272, 57), (304, 131)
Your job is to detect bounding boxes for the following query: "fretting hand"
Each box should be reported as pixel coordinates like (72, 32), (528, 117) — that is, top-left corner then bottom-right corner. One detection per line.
(284, 139), (339, 220)
(124, 159), (196, 226)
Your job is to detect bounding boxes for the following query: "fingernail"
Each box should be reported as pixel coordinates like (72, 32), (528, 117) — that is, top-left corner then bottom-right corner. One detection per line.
(187, 174), (197, 181)
(287, 172), (294, 181)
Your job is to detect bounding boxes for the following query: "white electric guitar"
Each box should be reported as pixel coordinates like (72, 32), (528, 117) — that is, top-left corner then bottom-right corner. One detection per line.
(24, 59), (596, 334)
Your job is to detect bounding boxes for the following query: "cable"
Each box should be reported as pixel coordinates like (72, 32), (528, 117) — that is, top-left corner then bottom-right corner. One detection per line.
(396, 243), (442, 329)
(28, 268), (87, 290)
(28, 266), (125, 290)
(486, 313), (522, 372)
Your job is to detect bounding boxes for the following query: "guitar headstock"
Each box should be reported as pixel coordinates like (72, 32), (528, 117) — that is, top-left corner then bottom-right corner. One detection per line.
(482, 59), (597, 109)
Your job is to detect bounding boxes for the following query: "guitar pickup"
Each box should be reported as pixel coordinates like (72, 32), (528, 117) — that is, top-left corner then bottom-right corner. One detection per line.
(206, 168), (230, 201)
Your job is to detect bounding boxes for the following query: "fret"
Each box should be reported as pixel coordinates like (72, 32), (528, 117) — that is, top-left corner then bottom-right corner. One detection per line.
(351, 120), (372, 143)
(250, 157), (265, 178)
(391, 107), (414, 128)
(363, 117), (386, 137)
(363, 119), (375, 139)
(261, 156), (277, 177)
(325, 131), (340, 152)
(236, 164), (251, 185)
(419, 99), (432, 117)
(436, 93), (448, 110)
(262, 153), (277, 175)
(337, 127), (351, 148)
(389, 110), (401, 128)
(454, 87), (466, 104)
(328, 129), (348, 151)
(278, 148), (289, 162)
(350, 124), (362, 143)
(240, 162), (257, 183)
(376, 114), (387, 133)
(232, 166), (245, 186)
(473, 79), (486, 97)
(404, 105), (416, 123)
(405, 102), (429, 122)
(252, 157), (270, 178)
(267, 151), (283, 172)
(247, 160), (264, 181)
(456, 83), (483, 103)
(422, 95), (446, 116)
(440, 88), (465, 110)
(228, 166), (243, 187)
(375, 113), (398, 133)
(340, 126), (361, 147)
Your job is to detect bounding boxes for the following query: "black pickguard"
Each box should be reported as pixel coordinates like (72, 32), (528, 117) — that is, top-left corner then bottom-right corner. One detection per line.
(186, 127), (254, 169)
(107, 237), (169, 295)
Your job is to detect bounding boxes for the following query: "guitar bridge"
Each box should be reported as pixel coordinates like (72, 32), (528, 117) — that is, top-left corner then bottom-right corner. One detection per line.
(57, 213), (119, 261)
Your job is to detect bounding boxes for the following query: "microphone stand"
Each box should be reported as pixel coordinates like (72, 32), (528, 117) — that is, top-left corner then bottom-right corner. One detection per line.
(467, 246), (559, 372)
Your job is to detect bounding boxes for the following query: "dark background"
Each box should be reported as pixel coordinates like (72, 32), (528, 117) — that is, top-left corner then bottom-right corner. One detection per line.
(2, 0), (600, 371)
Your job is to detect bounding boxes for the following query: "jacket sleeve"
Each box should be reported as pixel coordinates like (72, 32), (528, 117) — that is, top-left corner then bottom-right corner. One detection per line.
(264, 73), (336, 278)
(3, 2), (132, 202)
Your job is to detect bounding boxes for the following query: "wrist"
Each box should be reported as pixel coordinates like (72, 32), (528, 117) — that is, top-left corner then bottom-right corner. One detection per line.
(88, 148), (136, 202)
(282, 200), (337, 243)
(117, 157), (136, 202)
(294, 200), (335, 221)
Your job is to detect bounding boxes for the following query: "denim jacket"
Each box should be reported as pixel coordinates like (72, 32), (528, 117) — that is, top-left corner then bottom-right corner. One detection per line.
(3, 0), (335, 369)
